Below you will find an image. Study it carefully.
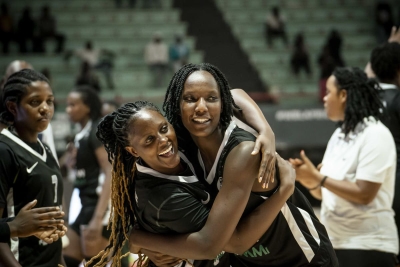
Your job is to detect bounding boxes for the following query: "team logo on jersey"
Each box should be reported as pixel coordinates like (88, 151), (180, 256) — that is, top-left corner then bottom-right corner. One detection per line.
(241, 244), (270, 258)
(76, 169), (86, 178)
(38, 240), (49, 246)
(217, 177), (223, 190)
(201, 192), (210, 205)
(26, 162), (38, 174)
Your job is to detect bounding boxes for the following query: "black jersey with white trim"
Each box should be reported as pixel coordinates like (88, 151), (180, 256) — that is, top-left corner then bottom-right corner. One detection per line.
(0, 128), (63, 266)
(74, 120), (103, 206)
(188, 121), (338, 267)
(134, 151), (230, 267)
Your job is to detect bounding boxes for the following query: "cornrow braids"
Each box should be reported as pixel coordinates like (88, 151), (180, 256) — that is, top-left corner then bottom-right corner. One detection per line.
(0, 69), (49, 124)
(370, 42), (400, 83)
(163, 63), (239, 141)
(70, 86), (103, 121)
(87, 101), (162, 267)
(333, 67), (384, 136)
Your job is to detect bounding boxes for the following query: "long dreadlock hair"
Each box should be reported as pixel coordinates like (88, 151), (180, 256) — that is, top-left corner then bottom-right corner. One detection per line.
(87, 101), (162, 267)
(0, 69), (49, 125)
(163, 63), (240, 144)
(333, 67), (384, 136)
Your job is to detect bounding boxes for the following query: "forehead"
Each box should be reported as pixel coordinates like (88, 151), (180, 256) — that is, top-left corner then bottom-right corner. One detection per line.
(130, 109), (165, 131)
(183, 71), (219, 93)
(326, 75), (338, 91)
(67, 92), (83, 102)
(22, 81), (52, 98)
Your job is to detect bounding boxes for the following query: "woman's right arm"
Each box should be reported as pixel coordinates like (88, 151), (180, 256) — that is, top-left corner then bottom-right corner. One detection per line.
(223, 156), (295, 254)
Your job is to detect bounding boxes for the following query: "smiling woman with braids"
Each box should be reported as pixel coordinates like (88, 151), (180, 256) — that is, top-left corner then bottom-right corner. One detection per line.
(291, 67), (398, 267)
(128, 63), (337, 266)
(89, 99), (296, 267)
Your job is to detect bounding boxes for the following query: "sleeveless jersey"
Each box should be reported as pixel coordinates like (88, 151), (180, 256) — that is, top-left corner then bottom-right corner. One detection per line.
(74, 120), (103, 207)
(0, 128), (63, 266)
(186, 121), (338, 267)
(134, 152), (231, 267)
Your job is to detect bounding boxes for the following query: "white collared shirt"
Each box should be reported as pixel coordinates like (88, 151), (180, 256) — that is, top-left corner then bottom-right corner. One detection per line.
(320, 117), (398, 254)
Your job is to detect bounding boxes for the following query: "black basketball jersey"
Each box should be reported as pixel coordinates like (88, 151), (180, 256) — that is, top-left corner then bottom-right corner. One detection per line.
(0, 128), (63, 266)
(378, 84), (400, 164)
(134, 152), (231, 267)
(74, 120), (103, 206)
(186, 121), (338, 267)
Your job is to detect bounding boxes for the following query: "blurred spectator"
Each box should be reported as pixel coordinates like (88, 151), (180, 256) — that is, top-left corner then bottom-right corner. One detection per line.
(37, 5), (65, 54)
(327, 29), (345, 67)
(144, 33), (168, 87)
(317, 44), (337, 102)
(290, 33), (311, 78)
(75, 61), (101, 92)
(115, 0), (137, 8)
(375, 2), (394, 44)
(0, 60), (33, 90)
(65, 41), (115, 89)
(0, 2), (13, 54)
(265, 6), (288, 48)
(169, 35), (190, 72)
(142, 0), (161, 9)
(101, 100), (119, 117)
(16, 7), (37, 53)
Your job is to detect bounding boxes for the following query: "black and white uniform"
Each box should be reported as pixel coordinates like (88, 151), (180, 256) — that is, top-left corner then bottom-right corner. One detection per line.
(0, 128), (63, 266)
(378, 83), (400, 262)
(186, 121), (338, 267)
(70, 120), (109, 237)
(134, 151), (231, 267)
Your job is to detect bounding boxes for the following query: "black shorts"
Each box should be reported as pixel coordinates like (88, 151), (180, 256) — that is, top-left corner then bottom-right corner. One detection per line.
(69, 205), (111, 239)
(335, 249), (397, 267)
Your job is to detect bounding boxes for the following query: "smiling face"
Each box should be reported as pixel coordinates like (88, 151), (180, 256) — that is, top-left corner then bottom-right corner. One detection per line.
(8, 81), (54, 134)
(125, 109), (181, 175)
(66, 92), (90, 124)
(180, 70), (222, 138)
(323, 75), (346, 122)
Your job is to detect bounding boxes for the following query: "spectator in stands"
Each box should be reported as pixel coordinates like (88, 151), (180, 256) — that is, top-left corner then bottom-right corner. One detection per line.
(375, 2), (394, 44)
(142, 0), (161, 9)
(37, 5), (65, 54)
(169, 35), (190, 72)
(326, 29), (345, 67)
(144, 32), (168, 87)
(0, 3), (13, 54)
(291, 67), (398, 267)
(265, 6), (288, 48)
(115, 0), (137, 8)
(370, 40), (400, 264)
(75, 61), (101, 92)
(65, 41), (115, 90)
(101, 100), (119, 117)
(290, 32), (311, 78)
(16, 6), (37, 53)
(317, 44), (337, 102)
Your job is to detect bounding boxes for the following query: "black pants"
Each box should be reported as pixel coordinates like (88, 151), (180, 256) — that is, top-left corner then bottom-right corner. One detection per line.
(335, 249), (397, 267)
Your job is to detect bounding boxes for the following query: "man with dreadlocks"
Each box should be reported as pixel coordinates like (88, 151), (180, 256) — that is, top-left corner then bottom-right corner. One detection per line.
(91, 92), (289, 267)
(129, 63), (337, 266)
(292, 67), (398, 267)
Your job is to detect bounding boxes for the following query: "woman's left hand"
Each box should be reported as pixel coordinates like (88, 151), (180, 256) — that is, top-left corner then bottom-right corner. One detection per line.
(252, 133), (276, 189)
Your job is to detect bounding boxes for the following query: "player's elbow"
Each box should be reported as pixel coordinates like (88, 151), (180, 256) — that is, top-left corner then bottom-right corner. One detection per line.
(197, 240), (225, 259)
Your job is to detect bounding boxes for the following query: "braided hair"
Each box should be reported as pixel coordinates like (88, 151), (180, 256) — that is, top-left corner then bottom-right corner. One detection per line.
(370, 42), (400, 83)
(70, 86), (102, 121)
(163, 63), (239, 141)
(333, 67), (383, 135)
(87, 101), (162, 267)
(0, 69), (49, 125)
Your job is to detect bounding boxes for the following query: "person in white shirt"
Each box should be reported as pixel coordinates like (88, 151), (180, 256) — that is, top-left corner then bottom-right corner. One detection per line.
(144, 32), (169, 87)
(290, 67), (398, 267)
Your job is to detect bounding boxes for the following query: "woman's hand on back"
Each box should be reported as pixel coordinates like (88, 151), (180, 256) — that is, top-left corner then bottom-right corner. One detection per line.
(252, 133), (276, 189)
